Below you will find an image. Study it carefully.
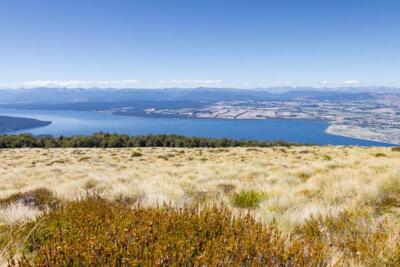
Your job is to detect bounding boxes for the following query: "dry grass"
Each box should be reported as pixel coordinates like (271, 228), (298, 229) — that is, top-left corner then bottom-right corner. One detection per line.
(0, 146), (400, 265)
(1, 146), (399, 227)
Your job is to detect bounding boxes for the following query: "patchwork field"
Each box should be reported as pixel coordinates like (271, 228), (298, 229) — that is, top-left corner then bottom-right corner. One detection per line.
(1, 146), (400, 265)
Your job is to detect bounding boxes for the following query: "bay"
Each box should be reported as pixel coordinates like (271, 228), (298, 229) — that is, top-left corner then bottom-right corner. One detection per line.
(0, 108), (393, 146)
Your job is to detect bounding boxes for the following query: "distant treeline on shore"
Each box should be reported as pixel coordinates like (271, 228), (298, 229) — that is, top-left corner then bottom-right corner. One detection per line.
(0, 133), (298, 148)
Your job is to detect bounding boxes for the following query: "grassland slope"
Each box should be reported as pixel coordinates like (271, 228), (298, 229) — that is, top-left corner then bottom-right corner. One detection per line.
(1, 146), (400, 265)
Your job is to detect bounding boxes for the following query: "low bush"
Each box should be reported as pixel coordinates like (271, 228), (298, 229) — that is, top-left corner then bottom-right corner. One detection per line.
(131, 151), (143, 157)
(84, 179), (98, 190)
(295, 209), (400, 266)
(217, 183), (236, 194)
(10, 198), (326, 266)
(323, 154), (332, 160)
(0, 188), (58, 210)
(2, 191), (400, 265)
(297, 172), (312, 182)
(370, 178), (400, 214)
(232, 190), (266, 209)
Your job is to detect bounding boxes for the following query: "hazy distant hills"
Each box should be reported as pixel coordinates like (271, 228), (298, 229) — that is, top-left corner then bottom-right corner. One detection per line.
(0, 87), (275, 104)
(276, 90), (376, 101)
(0, 87), (398, 106)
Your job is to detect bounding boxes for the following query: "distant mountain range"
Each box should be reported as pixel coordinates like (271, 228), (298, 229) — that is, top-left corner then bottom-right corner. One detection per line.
(0, 87), (399, 105)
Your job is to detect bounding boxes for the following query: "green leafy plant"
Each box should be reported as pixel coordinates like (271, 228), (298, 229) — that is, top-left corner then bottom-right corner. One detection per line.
(233, 190), (266, 209)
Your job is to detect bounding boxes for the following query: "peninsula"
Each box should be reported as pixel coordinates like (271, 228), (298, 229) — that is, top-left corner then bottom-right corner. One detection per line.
(0, 116), (51, 133)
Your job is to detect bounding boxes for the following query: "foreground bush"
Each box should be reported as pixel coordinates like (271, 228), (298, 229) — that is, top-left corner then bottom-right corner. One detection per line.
(2, 194), (400, 265)
(11, 198), (326, 266)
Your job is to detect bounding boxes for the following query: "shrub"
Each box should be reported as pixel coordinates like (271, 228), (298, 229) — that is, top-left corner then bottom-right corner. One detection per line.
(78, 156), (91, 162)
(323, 155), (332, 160)
(157, 155), (169, 160)
(232, 190), (266, 209)
(12, 198), (326, 266)
(0, 188), (59, 210)
(295, 209), (400, 266)
(370, 178), (400, 214)
(217, 183), (236, 194)
(131, 151), (143, 157)
(296, 171), (312, 182)
(84, 179), (98, 190)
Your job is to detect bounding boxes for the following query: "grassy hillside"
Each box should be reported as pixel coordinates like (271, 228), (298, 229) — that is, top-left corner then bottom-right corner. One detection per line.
(1, 146), (400, 265)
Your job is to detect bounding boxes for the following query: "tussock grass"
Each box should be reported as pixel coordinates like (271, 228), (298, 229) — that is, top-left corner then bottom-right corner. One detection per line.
(0, 146), (399, 227)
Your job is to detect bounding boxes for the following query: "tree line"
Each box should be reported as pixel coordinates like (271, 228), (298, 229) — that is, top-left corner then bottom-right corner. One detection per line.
(0, 133), (300, 148)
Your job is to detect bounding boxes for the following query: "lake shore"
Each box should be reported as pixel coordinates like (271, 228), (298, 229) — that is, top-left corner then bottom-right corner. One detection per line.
(326, 124), (399, 146)
(0, 108), (393, 146)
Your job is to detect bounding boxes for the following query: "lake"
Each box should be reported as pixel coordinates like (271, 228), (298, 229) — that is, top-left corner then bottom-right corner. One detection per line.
(0, 108), (393, 146)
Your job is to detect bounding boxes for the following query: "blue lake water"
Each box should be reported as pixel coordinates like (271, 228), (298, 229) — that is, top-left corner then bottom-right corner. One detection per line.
(0, 108), (394, 146)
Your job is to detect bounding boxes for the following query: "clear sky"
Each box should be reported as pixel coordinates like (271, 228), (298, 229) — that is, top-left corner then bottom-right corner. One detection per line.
(1, 0), (400, 89)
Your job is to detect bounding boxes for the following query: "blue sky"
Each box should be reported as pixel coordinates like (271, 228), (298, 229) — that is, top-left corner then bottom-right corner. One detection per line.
(0, 0), (400, 88)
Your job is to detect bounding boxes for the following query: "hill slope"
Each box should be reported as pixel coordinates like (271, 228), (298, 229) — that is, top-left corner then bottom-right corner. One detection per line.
(1, 146), (400, 265)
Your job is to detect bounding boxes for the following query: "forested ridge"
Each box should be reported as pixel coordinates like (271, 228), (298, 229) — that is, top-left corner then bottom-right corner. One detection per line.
(0, 133), (298, 148)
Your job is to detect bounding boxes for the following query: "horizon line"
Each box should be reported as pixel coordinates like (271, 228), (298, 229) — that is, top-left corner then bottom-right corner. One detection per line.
(0, 86), (399, 93)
